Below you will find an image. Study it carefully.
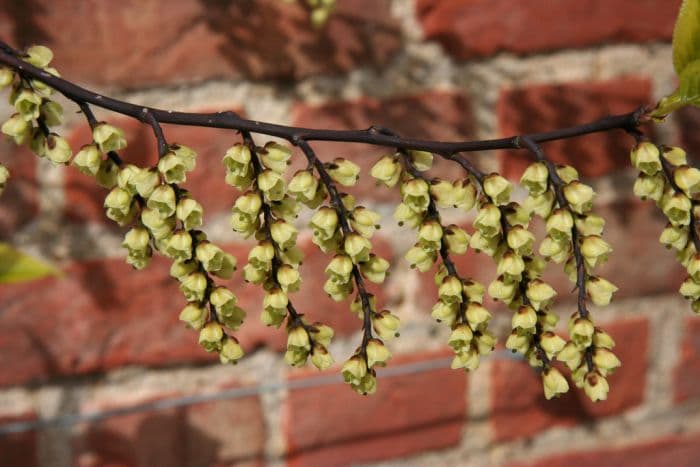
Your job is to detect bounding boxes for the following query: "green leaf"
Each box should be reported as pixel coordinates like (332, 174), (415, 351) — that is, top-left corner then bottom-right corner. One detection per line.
(673, 0), (700, 75)
(679, 59), (700, 104)
(0, 243), (61, 284)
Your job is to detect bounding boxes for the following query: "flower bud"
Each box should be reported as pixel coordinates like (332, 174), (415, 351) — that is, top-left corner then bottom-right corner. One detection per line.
(429, 179), (455, 207)
(260, 142), (291, 173)
(287, 325), (311, 351)
(512, 305), (537, 330)
(104, 187), (134, 225)
(474, 203), (501, 238)
(0, 67), (14, 88)
(171, 260), (197, 281)
(584, 371), (609, 401)
(680, 276), (700, 300)
(25, 45), (53, 67)
(198, 322), (224, 352)
(581, 235), (612, 268)
(350, 207), (380, 238)
(476, 331), (496, 355)
(452, 179), (478, 211)
(520, 162), (549, 195)
(360, 254), (390, 284)
(418, 219), (443, 251)
(630, 142), (661, 175)
(466, 303), (492, 327)
(311, 345), (334, 370)
(95, 158), (119, 189)
(1, 113), (31, 144)
(341, 355), (367, 385)
(393, 202), (422, 228)
(410, 150), (433, 171)
(180, 272), (208, 302)
(210, 287), (245, 330)
(372, 310), (400, 340)
(147, 185), (177, 218)
(563, 181), (595, 214)
(540, 332), (566, 358)
(288, 169), (319, 203)
(570, 317), (595, 349)
(164, 230), (193, 260)
(593, 348), (621, 375)
(586, 276), (618, 306)
(542, 367), (569, 400)
(219, 337), (244, 364)
(311, 206), (339, 240)
(270, 220), (298, 251)
(401, 178), (430, 213)
(662, 146), (687, 166)
(506, 330), (531, 354)
(327, 158), (360, 186)
(257, 169), (286, 201)
(196, 242), (236, 279)
(483, 173), (512, 205)
(175, 198), (204, 231)
(405, 245), (436, 272)
(431, 300), (457, 325)
(444, 225), (470, 254)
(344, 233), (372, 263)
(451, 348), (480, 371)
(41, 100), (63, 127)
(448, 324), (473, 353)
(545, 208), (574, 242)
(557, 341), (583, 370)
(659, 224), (689, 251)
(439, 276), (464, 304)
(523, 191), (555, 218)
(93, 123), (127, 153)
(14, 89), (41, 121)
(632, 172), (664, 201)
(223, 143), (252, 188)
(526, 279), (556, 310)
(576, 213), (606, 237)
(44, 133), (72, 165)
(556, 165), (579, 183)
(179, 303), (207, 330)
(469, 231), (500, 257)
(675, 165), (700, 198)
(497, 251), (525, 282)
(158, 151), (188, 183)
(366, 338), (392, 368)
(370, 155), (402, 187)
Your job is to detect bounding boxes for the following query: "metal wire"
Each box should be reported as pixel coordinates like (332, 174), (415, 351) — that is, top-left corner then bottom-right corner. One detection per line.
(0, 350), (521, 436)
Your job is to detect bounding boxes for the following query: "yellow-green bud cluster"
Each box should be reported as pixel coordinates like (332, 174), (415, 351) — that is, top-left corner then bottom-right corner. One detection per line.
(631, 144), (700, 314)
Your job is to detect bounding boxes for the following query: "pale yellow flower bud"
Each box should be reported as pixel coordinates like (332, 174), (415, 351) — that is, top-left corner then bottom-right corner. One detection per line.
(497, 251), (525, 282)
(13, 89), (41, 121)
(506, 330), (531, 355)
(570, 317), (595, 349)
(370, 155), (402, 187)
(557, 341), (583, 370)
(630, 142), (661, 175)
(311, 206), (339, 240)
(393, 202), (422, 228)
(198, 322), (224, 352)
(366, 338), (392, 368)
(257, 169), (286, 201)
(675, 165), (700, 198)
(40, 100), (63, 127)
(546, 208), (574, 242)
(662, 146), (687, 166)
(483, 173), (512, 205)
(429, 179), (456, 207)
(180, 272), (208, 302)
(556, 165), (579, 183)
(223, 143), (252, 188)
(178, 303), (207, 330)
(451, 348), (480, 371)
(581, 235), (612, 268)
(466, 302), (492, 327)
(448, 324), (473, 353)
(288, 169), (319, 203)
(584, 371), (609, 401)
(523, 191), (555, 218)
(25, 45), (53, 67)
(586, 276), (618, 306)
(452, 179), (478, 212)
(360, 254), (390, 284)
(147, 185), (177, 218)
(93, 123), (127, 153)
(526, 279), (556, 310)
(410, 150), (433, 171)
(311, 323), (334, 348)
(474, 203), (502, 238)
(344, 233), (371, 263)
(175, 198), (204, 231)
(170, 260), (198, 281)
(350, 207), (380, 238)
(469, 231), (500, 257)
(542, 367), (569, 400)
(520, 162), (549, 195)
(540, 332), (566, 358)
(512, 305), (537, 330)
(444, 225), (470, 255)
(104, 187), (134, 225)
(328, 158), (360, 186)
(405, 244), (436, 272)
(418, 219), (443, 251)
(219, 337), (244, 364)
(341, 355), (368, 385)
(158, 151), (187, 184)
(401, 178), (431, 213)
(680, 276), (700, 300)
(43, 133), (72, 165)
(563, 181), (595, 214)
(660, 224), (689, 251)
(488, 276), (517, 303)
(260, 142), (291, 173)
(1, 113), (31, 144)
(0, 67), (14, 89)
(372, 310), (400, 340)
(311, 345), (334, 370)
(576, 213), (606, 237)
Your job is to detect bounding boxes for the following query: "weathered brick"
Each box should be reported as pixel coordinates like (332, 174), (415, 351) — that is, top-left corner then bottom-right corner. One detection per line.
(0, 234), (392, 386)
(292, 91), (476, 202)
(0, 139), (39, 239)
(417, 0), (680, 61)
(498, 78), (652, 179)
(65, 113), (243, 224)
(0, 413), (39, 467)
(0, 0), (400, 87)
(491, 317), (648, 442)
(283, 350), (466, 466)
(74, 388), (265, 467)
(508, 432), (700, 467)
(674, 317), (700, 403)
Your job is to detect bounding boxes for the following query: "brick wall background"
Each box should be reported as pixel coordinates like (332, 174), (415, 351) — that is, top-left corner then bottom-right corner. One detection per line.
(0, 1), (699, 466)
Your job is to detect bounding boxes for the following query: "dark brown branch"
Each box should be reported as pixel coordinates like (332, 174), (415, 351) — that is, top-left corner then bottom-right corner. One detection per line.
(0, 42), (645, 158)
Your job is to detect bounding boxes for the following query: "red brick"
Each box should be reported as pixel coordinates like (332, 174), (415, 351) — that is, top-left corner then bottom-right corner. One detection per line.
(65, 111), (243, 224)
(674, 317), (700, 403)
(417, 0), (680, 61)
(74, 388), (265, 467)
(292, 91), (476, 203)
(491, 317), (648, 442)
(283, 350), (466, 467)
(498, 78), (652, 179)
(0, 139), (39, 238)
(0, 233), (393, 386)
(0, 413), (39, 467)
(507, 432), (700, 467)
(0, 0), (400, 87)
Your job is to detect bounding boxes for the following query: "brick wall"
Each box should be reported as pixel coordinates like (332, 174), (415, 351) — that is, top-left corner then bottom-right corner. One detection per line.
(0, 1), (699, 466)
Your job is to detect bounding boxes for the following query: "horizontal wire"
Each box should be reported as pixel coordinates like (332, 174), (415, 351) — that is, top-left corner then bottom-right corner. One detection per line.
(0, 350), (521, 436)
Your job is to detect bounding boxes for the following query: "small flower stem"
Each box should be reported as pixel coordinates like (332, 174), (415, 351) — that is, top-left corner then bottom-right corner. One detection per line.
(74, 102), (123, 166)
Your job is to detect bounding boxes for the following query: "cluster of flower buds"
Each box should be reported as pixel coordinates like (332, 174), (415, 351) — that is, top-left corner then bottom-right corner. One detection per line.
(224, 139), (336, 370)
(630, 143), (700, 313)
(1, 46), (73, 165)
(521, 160), (620, 401)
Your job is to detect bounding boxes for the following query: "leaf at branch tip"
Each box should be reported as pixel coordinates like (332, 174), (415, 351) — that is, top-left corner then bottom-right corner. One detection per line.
(0, 243), (61, 284)
(673, 0), (700, 76)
